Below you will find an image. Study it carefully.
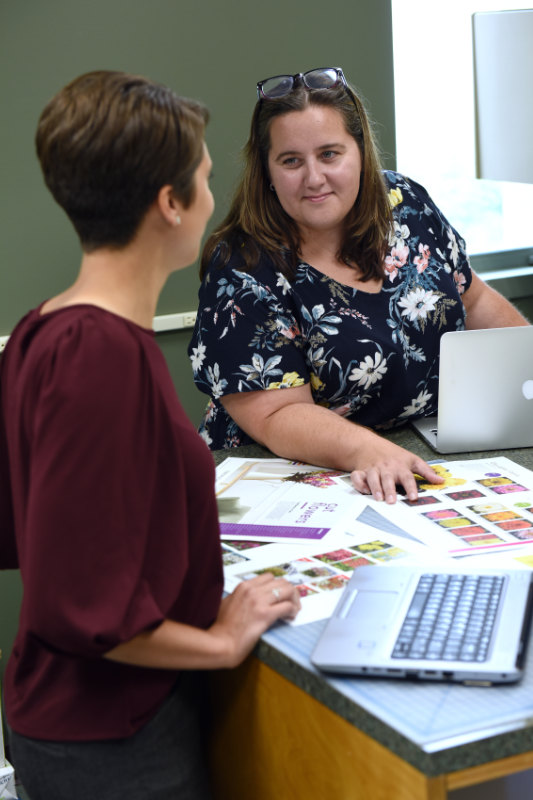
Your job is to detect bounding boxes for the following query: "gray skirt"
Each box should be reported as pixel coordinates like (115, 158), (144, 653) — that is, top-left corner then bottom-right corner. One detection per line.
(8, 672), (213, 800)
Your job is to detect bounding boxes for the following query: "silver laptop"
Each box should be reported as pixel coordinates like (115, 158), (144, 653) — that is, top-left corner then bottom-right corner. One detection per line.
(411, 326), (533, 453)
(311, 565), (533, 684)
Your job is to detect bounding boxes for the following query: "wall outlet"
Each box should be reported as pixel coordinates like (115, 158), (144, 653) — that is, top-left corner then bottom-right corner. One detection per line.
(152, 311), (198, 333)
(182, 311), (197, 328)
(0, 336), (9, 353)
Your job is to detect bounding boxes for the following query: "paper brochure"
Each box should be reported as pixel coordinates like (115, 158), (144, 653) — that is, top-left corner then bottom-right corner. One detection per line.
(215, 458), (364, 543)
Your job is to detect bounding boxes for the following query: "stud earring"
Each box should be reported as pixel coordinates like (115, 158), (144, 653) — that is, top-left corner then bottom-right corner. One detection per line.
(269, 184), (275, 192)
(175, 215), (181, 225)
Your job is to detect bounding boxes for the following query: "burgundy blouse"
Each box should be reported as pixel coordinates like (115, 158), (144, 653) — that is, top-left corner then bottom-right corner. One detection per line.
(0, 305), (223, 740)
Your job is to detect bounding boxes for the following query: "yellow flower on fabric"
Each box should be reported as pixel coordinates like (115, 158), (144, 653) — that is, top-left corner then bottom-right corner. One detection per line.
(388, 188), (403, 209)
(310, 372), (325, 392)
(267, 372), (305, 389)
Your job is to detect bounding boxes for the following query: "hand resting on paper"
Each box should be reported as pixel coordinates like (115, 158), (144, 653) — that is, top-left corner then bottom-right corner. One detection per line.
(210, 573), (301, 667)
(348, 432), (445, 504)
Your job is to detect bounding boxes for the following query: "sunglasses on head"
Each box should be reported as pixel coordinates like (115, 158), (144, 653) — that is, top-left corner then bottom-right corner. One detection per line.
(256, 67), (348, 100)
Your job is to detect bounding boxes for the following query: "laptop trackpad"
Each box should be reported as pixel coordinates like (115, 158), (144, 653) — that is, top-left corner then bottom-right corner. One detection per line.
(341, 589), (399, 621)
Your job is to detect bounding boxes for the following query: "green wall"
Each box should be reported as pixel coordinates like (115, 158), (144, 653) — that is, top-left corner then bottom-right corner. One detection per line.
(1, 0), (396, 421)
(0, 0), (395, 678)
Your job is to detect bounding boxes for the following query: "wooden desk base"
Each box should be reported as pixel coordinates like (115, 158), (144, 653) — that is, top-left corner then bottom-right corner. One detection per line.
(209, 657), (533, 800)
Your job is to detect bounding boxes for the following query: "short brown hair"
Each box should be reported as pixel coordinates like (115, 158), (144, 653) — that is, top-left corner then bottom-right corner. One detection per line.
(201, 78), (391, 281)
(36, 70), (209, 251)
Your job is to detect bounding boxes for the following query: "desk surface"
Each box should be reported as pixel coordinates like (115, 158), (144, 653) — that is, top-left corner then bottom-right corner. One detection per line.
(212, 427), (533, 778)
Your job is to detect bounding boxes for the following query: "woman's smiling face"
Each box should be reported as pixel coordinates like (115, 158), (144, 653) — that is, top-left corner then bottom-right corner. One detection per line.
(267, 104), (362, 242)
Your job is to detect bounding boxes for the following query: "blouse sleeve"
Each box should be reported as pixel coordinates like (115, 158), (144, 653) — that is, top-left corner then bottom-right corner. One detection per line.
(397, 173), (473, 295)
(20, 319), (166, 657)
(190, 249), (310, 397)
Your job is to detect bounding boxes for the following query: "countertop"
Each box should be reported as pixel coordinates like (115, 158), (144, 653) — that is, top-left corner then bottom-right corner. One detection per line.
(212, 426), (533, 776)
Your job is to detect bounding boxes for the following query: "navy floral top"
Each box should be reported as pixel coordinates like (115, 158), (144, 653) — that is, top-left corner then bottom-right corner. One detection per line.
(189, 172), (473, 449)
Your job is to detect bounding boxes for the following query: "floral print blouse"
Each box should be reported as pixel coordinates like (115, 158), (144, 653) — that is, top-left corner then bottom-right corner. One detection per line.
(188, 172), (473, 449)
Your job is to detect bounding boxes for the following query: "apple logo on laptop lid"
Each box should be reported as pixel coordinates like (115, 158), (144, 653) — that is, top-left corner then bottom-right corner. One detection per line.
(522, 380), (533, 400)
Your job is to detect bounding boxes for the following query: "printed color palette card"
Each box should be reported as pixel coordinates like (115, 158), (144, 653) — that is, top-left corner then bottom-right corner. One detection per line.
(368, 456), (533, 558)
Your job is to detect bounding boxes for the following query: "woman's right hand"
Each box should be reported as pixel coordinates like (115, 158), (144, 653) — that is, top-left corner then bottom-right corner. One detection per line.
(209, 573), (301, 668)
(348, 431), (444, 504)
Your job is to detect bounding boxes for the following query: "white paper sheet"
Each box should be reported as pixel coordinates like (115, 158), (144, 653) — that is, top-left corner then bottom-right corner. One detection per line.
(215, 457), (365, 543)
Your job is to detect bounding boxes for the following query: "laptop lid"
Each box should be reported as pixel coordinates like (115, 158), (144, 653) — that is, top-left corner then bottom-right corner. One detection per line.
(412, 326), (533, 453)
(311, 565), (533, 685)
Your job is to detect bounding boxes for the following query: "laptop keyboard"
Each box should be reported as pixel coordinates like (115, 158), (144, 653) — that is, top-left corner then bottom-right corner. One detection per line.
(391, 573), (504, 662)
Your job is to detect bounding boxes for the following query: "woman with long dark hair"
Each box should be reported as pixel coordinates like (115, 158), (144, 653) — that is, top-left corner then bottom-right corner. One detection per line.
(189, 67), (528, 504)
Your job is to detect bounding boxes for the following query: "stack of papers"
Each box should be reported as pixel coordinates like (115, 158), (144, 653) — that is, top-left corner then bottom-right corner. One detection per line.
(216, 456), (533, 626)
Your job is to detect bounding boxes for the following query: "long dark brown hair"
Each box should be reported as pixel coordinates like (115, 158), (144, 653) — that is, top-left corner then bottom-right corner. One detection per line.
(200, 76), (392, 281)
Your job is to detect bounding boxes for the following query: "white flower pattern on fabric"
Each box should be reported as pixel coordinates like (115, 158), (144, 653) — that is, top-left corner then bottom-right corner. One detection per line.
(349, 352), (388, 390)
(447, 229), (460, 266)
(199, 429), (213, 447)
(276, 273), (291, 295)
(190, 342), (207, 373)
(205, 363), (227, 399)
(398, 288), (440, 322)
(399, 389), (433, 418)
(389, 221), (410, 248)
